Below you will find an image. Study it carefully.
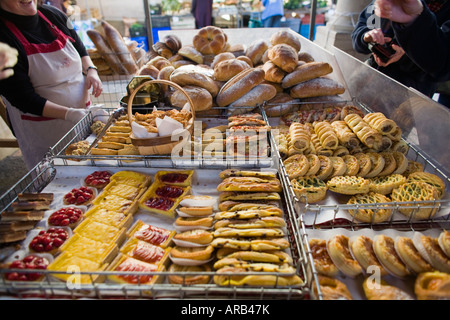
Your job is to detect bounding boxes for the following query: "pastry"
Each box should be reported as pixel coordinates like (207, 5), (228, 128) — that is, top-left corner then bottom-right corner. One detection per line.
(214, 216), (286, 229)
(62, 233), (118, 265)
(216, 250), (292, 265)
(438, 230), (450, 258)
(75, 219), (126, 245)
(329, 156), (347, 178)
(5, 254), (50, 282)
(289, 122), (311, 152)
(291, 176), (328, 203)
(330, 120), (360, 148)
(344, 113), (382, 150)
(313, 121), (339, 150)
(354, 153), (372, 178)
(217, 176), (282, 193)
(217, 202), (282, 214)
(394, 236), (434, 274)
(175, 216), (214, 228)
(309, 239), (339, 277)
(377, 152), (397, 176)
(363, 277), (414, 300)
(83, 170), (112, 189)
(127, 220), (175, 248)
(47, 206), (84, 229)
(173, 229), (213, 245)
(218, 191), (281, 202)
(327, 175), (370, 195)
(168, 263), (211, 285)
(170, 245), (214, 261)
(219, 168), (276, 180)
(412, 232), (450, 273)
(333, 146), (350, 157)
(363, 112), (398, 134)
(407, 171), (446, 199)
(316, 155), (334, 180)
(108, 255), (161, 285)
(414, 271), (450, 300)
(373, 234), (411, 278)
(28, 227), (69, 255)
(327, 234), (362, 277)
(283, 154), (310, 179)
(391, 151), (408, 175)
(364, 152), (386, 178)
(210, 237), (290, 251)
(347, 192), (392, 223)
(348, 235), (387, 276)
(305, 154), (321, 176)
(342, 155), (360, 176)
(313, 275), (353, 300)
(403, 160), (424, 176)
(391, 181), (440, 220)
(369, 173), (407, 195)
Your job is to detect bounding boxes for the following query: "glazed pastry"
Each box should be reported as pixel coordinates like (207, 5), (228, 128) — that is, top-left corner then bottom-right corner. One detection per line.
(377, 152), (397, 176)
(342, 155), (360, 176)
(348, 235), (387, 276)
(373, 234), (411, 278)
(412, 232), (450, 273)
(170, 245), (214, 261)
(214, 217), (286, 229)
(216, 250), (292, 265)
(391, 181), (440, 220)
(175, 216), (214, 228)
(330, 120), (360, 148)
(213, 227), (284, 238)
(354, 153), (372, 178)
(289, 122), (311, 152)
(407, 171), (446, 199)
(344, 113), (383, 150)
(291, 176), (328, 203)
(326, 175), (370, 195)
(173, 229), (213, 245)
(394, 236), (434, 274)
(283, 154), (310, 179)
(364, 152), (386, 178)
(391, 151), (408, 175)
(369, 173), (407, 195)
(363, 112), (398, 135)
(333, 146), (350, 157)
(315, 155), (334, 180)
(329, 156), (347, 178)
(414, 271), (450, 300)
(347, 192), (392, 223)
(438, 230), (450, 258)
(363, 277), (414, 300)
(168, 263), (211, 285)
(313, 121), (339, 150)
(309, 239), (339, 277)
(313, 275), (353, 300)
(217, 176), (282, 193)
(327, 234), (362, 277)
(210, 237), (290, 251)
(305, 154), (321, 176)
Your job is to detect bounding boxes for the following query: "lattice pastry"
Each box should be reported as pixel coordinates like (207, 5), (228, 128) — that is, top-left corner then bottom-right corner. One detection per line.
(407, 171), (446, 199)
(330, 120), (360, 148)
(326, 175), (370, 195)
(363, 112), (398, 135)
(344, 113), (383, 150)
(313, 121), (339, 150)
(369, 173), (407, 195)
(347, 192), (392, 223)
(283, 154), (310, 179)
(391, 181), (440, 220)
(289, 122), (311, 152)
(291, 176), (328, 203)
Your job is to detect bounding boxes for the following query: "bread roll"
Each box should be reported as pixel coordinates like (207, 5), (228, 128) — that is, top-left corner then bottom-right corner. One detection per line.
(214, 58), (250, 82)
(264, 92), (297, 117)
(170, 85), (213, 112)
(290, 77), (345, 99)
(153, 41), (173, 59)
(298, 51), (315, 63)
(270, 30), (301, 52)
(211, 52), (235, 68)
(267, 44), (298, 73)
(262, 61), (287, 83)
(87, 29), (127, 75)
(245, 39), (269, 66)
(162, 34), (182, 53)
(177, 46), (204, 64)
(282, 62), (333, 88)
(228, 83), (277, 112)
(170, 65), (219, 97)
(137, 63), (159, 78)
(193, 26), (227, 55)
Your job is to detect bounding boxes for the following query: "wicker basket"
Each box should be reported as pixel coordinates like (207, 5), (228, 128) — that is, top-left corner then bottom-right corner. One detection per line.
(127, 79), (195, 155)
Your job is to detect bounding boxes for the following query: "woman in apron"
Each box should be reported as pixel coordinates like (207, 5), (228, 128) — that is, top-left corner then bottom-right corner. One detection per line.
(0, 0), (102, 169)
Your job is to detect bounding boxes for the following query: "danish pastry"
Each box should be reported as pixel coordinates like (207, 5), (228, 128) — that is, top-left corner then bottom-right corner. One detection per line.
(438, 230), (450, 258)
(347, 192), (392, 223)
(348, 235), (387, 276)
(363, 112), (398, 135)
(291, 176), (328, 203)
(283, 154), (310, 179)
(373, 235), (410, 278)
(326, 175), (370, 195)
(168, 263), (211, 285)
(412, 233), (450, 273)
(364, 152), (386, 178)
(407, 171), (446, 199)
(394, 236), (434, 274)
(327, 234), (362, 277)
(363, 277), (414, 300)
(391, 181), (439, 220)
(309, 239), (339, 277)
(330, 120), (360, 148)
(342, 155), (360, 176)
(414, 271), (450, 300)
(369, 173), (407, 195)
(313, 275), (353, 300)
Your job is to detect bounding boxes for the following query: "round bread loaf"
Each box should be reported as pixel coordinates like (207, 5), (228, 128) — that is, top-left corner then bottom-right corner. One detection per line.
(178, 46), (204, 64)
(245, 39), (269, 66)
(264, 92), (298, 117)
(215, 68), (265, 107)
(270, 30), (301, 52)
(268, 44), (298, 73)
(162, 34), (182, 53)
(170, 85), (213, 111)
(262, 60), (287, 83)
(193, 26), (227, 55)
(282, 61), (333, 88)
(290, 77), (345, 99)
(214, 58), (251, 82)
(137, 63), (159, 78)
(157, 65), (175, 81)
(211, 52), (235, 68)
(170, 65), (219, 96)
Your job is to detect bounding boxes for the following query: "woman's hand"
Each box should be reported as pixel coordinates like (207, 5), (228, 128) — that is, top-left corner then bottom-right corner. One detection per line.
(373, 43), (405, 67)
(0, 42), (18, 80)
(374, 0), (424, 24)
(84, 68), (103, 98)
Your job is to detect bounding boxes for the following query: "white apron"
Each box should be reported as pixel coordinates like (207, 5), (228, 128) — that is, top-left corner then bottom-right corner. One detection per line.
(2, 11), (89, 169)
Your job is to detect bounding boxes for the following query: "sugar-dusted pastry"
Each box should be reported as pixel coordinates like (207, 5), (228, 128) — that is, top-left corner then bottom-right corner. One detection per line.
(326, 175), (370, 195)
(341, 155), (359, 176)
(438, 230), (450, 258)
(414, 271), (450, 300)
(305, 154), (321, 176)
(347, 192), (392, 223)
(289, 122), (311, 152)
(349, 235), (387, 276)
(365, 152), (386, 178)
(316, 155), (334, 180)
(291, 176), (328, 203)
(407, 171), (446, 199)
(369, 173), (407, 195)
(283, 154), (310, 179)
(391, 151), (408, 175)
(403, 160), (424, 177)
(373, 234), (411, 278)
(330, 120), (360, 148)
(327, 234), (362, 277)
(412, 232), (450, 273)
(363, 112), (398, 135)
(394, 236), (434, 274)
(313, 275), (353, 300)
(309, 239), (339, 277)
(344, 113), (383, 150)
(329, 156), (347, 178)
(354, 153), (372, 178)
(377, 152), (397, 176)
(391, 181), (440, 220)
(313, 121), (339, 150)
(363, 277), (414, 300)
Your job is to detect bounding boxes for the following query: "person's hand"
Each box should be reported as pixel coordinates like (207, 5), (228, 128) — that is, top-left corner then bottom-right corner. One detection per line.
(0, 43), (18, 80)
(88, 104), (109, 123)
(363, 28), (387, 45)
(373, 43), (405, 67)
(374, 0), (424, 24)
(84, 68), (103, 98)
(64, 108), (88, 123)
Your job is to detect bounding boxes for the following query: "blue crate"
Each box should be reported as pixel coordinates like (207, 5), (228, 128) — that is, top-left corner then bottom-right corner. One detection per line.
(300, 23), (324, 40)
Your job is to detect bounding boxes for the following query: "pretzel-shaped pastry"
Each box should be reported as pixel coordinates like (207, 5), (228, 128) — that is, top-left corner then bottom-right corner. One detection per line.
(313, 121), (339, 150)
(344, 113), (383, 150)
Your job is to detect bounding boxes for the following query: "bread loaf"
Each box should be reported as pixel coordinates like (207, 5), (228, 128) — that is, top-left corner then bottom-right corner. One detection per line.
(262, 61), (287, 83)
(170, 85), (213, 111)
(214, 58), (250, 82)
(290, 77), (345, 98)
(270, 30), (301, 52)
(245, 39), (269, 66)
(211, 52), (235, 68)
(282, 62), (333, 88)
(178, 46), (204, 64)
(87, 29), (127, 75)
(170, 65), (219, 97)
(268, 44), (298, 73)
(193, 26), (227, 55)
(228, 83), (277, 114)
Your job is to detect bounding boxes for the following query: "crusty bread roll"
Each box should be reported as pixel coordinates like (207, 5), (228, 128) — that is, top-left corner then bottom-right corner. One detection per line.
(215, 68), (265, 107)
(177, 46), (204, 64)
(236, 55), (253, 67)
(147, 56), (172, 71)
(289, 77), (345, 99)
(170, 85), (213, 111)
(162, 34), (182, 53)
(262, 61), (287, 83)
(213, 58), (251, 82)
(245, 39), (269, 66)
(228, 83), (277, 113)
(170, 65), (219, 97)
(211, 52), (235, 68)
(267, 44), (298, 73)
(282, 62), (333, 88)
(137, 63), (159, 78)
(270, 30), (301, 52)
(153, 41), (173, 59)
(298, 51), (315, 63)
(87, 29), (127, 75)
(193, 26), (227, 55)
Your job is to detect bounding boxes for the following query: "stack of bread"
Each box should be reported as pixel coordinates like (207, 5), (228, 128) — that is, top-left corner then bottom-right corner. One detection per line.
(210, 169), (303, 287)
(309, 230), (450, 300)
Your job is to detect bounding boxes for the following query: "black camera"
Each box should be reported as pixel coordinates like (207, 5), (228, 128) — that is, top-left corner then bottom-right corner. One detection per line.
(368, 41), (397, 63)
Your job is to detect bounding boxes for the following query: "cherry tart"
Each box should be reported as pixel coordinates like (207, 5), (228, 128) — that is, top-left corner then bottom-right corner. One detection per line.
(5, 254), (50, 282)
(29, 227), (70, 255)
(47, 206), (84, 229)
(84, 170), (112, 189)
(63, 186), (96, 206)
